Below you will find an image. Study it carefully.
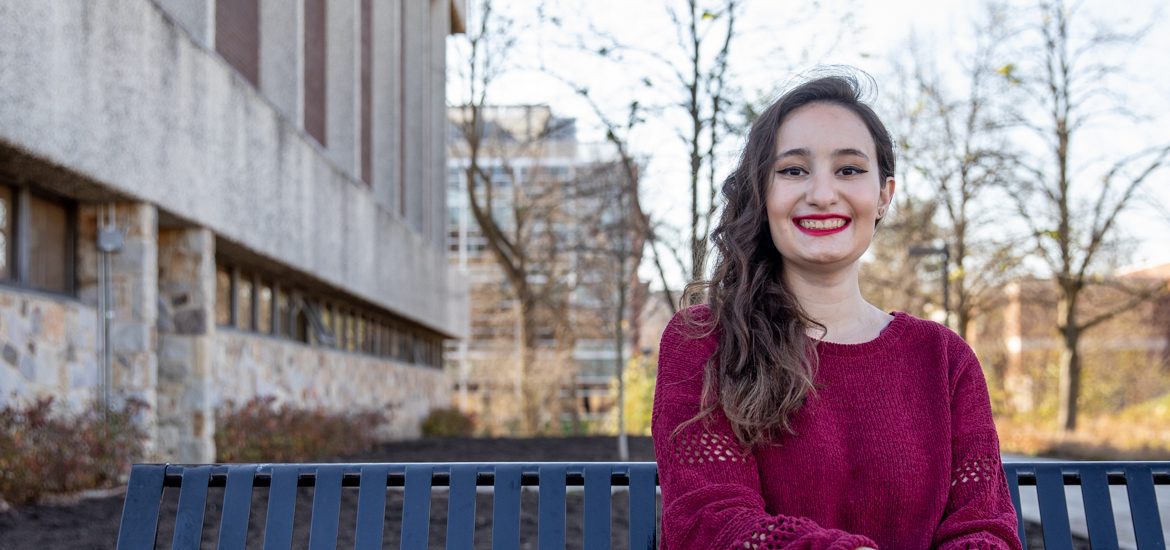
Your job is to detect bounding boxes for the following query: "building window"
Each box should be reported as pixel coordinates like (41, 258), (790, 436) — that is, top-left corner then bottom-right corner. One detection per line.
(293, 302), (309, 343)
(276, 286), (290, 337)
(257, 281), (273, 334)
(0, 182), (74, 295)
(355, 313), (365, 353)
(215, 0), (260, 86)
(360, 0), (373, 184)
(304, 0), (327, 145)
(343, 310), (355, 352)
(28, 193), (69, 292)
(321, 303), (334, 346)
(215, 266), (232, 325)
(235, 272), (253, 331)
(0, 186), (12, 280)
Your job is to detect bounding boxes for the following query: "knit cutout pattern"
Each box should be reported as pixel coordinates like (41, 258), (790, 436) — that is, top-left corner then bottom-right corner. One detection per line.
(734, 516), (810, 549)
(955, 539), (1000, 549)
(952, 455), (1002, 486)
(672, 429), (746, 465)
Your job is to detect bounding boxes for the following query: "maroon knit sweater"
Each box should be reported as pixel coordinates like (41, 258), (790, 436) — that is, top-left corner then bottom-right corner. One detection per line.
(652, 306), (1021, 549)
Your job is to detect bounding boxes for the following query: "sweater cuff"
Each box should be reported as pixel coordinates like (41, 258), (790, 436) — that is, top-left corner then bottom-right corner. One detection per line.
(830, 535), (879, 550)
(721, 513), (879, 550)
(937, 533), (1016, 550)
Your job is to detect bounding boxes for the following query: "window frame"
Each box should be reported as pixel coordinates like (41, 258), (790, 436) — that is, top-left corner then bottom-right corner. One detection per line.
(0, 179), (77, 297)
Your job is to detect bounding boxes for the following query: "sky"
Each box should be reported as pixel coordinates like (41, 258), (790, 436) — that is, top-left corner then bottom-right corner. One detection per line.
(448, 0), (1170, 287)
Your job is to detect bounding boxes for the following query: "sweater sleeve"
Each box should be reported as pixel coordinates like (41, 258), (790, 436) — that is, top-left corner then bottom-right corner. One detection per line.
(652, 308), (877, 550)
(932, 337), (1022, 550)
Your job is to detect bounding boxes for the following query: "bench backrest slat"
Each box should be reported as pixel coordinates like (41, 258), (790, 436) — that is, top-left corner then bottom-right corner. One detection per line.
(446, 464), (479, 548)
(262, 466), (299, 550)
(538, 465), (568, 549)
(629, 463), (659, 550)
(355, 465), (391, 549)
(217, 465), (255, 548)
(1125, 464), (1167, 548)
(492, 464), (523, 549)
(173, 465), (212, 548)
(1078, 466), (1119, 549)
(583, 464), (613, 549)
(116, 463), (166, 549)
(1005, 465), (1029, 550)
(402, 465), (435, 549)
(307, 465), (344, 550)
(1035, 466), (1074, 549)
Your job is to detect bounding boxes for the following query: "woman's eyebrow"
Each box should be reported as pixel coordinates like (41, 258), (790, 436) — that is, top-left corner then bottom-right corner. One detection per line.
(833, 148), (870, 159)
(776, 147), (810, 160)
(775, 147), (870, 160)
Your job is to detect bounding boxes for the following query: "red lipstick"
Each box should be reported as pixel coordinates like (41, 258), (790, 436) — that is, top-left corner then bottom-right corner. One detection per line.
(792, 214), (851, 236)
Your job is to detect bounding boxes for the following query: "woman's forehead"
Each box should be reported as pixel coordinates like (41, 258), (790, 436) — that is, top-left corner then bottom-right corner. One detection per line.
(774, 103), (876, 156)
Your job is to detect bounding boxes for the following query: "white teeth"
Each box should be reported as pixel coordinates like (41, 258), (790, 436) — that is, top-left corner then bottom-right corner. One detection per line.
(797, 218), (847, 230)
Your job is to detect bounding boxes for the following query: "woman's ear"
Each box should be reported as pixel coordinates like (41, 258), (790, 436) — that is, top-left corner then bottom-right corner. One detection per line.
(878, 177), (896, 219)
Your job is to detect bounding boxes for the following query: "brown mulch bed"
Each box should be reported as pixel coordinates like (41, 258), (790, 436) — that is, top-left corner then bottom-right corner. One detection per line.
(0, 436), (1079, 549)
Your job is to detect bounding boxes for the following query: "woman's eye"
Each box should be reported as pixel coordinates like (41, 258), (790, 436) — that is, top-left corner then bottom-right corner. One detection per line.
(777, 167), (806, 177)
(839, 166), (868, 176)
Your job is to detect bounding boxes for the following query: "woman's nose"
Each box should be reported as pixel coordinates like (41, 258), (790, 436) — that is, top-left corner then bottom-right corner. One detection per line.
(805, 171), (838, 206)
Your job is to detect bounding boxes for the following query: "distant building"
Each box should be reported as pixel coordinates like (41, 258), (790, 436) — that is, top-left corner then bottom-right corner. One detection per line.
(976, 264), (1170, 416)
(446, 105), (639, 430)
(0, 0), (469, 462)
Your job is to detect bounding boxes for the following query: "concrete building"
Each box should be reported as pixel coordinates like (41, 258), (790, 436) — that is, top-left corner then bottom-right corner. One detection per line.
(0, 0), (469, 462)
(446, 105), (638, 431)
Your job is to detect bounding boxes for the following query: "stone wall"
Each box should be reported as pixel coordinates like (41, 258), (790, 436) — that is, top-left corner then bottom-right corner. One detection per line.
(0, 288), (98, 410)
(75, 203), (160, 454)
(214, 330), (448, 439)
(156, 227), (216, 462)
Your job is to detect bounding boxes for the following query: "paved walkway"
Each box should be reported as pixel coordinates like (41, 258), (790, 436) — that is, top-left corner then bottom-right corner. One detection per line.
(1002, 454), (1170, 548)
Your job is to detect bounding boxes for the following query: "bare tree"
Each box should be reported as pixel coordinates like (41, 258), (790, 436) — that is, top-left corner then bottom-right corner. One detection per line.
(672, 0), (743, 289)
(449, 1), (585, 434)
(566, 158), (644, 456)
(1003, 0), (1170, 431)
(898, 5), (1024, 339)
(543, 0), (747, 298)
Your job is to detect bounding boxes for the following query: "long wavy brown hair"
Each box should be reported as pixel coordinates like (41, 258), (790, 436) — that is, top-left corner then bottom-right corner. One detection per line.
(679, 72), (896, 449)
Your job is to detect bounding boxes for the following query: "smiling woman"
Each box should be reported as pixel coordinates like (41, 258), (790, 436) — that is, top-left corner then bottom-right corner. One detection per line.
(652, 70), (1022, 549)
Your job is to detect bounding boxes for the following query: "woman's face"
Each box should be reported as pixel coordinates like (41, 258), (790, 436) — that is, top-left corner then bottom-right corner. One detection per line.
(765, 102), (895, 276)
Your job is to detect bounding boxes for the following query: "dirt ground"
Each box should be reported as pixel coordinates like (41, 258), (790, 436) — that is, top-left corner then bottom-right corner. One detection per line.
(0, 435), (1075, 549)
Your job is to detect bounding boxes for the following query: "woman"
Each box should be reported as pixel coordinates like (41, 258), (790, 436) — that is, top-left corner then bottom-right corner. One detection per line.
(652, 72), (1021, 549)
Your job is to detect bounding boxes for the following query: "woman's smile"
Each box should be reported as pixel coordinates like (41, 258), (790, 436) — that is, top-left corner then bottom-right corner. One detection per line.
(793, 214), (852, 235)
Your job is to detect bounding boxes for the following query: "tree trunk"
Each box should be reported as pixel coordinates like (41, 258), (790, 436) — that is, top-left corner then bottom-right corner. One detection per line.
(615, 261), (629, 461)
(517, 294), (540, 435)
(1056, 294), (1081, 432)
(1056, 326), (1081, 432)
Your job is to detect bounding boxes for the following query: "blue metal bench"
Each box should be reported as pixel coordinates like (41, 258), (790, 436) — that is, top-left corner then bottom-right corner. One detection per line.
(116, 461), (1168, 549)
(1004, 462), (1169, 549)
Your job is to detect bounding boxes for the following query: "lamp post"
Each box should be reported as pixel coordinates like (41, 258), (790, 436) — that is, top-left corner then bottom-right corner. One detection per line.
(909, 244), (950, 328)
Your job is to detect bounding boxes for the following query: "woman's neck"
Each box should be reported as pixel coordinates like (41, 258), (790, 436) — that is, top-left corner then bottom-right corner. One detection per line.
(782, 264), (889, 344)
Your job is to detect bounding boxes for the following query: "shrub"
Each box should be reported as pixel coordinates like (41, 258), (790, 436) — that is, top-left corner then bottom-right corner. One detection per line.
(0, 396), (146, 505)
(214, 396), (386, 462)
(420, 407), (475, 437)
